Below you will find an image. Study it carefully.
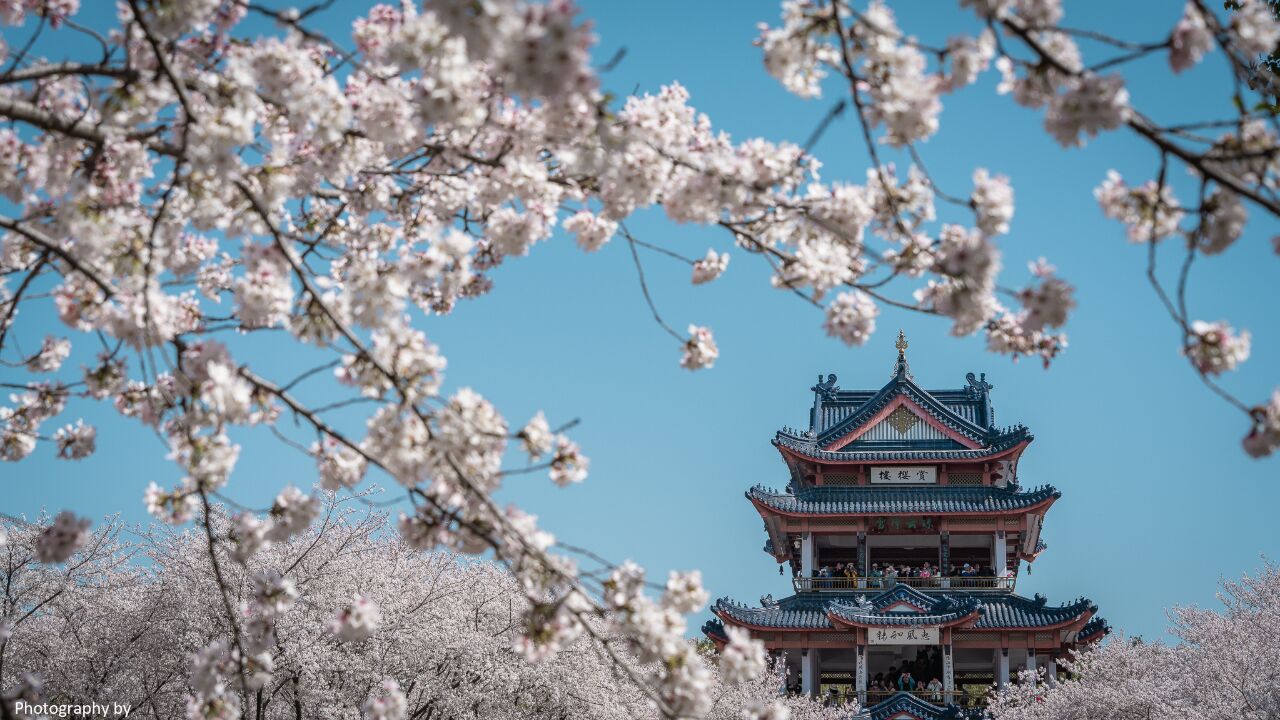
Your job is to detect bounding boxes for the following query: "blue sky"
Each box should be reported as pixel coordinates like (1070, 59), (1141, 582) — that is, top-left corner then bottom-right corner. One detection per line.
(3, 1), (1278, 644)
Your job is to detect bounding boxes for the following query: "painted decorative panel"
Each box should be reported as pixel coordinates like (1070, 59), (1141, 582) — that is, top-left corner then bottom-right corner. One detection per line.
(858, 411), (954, 443)
(948, 472), (983, 486)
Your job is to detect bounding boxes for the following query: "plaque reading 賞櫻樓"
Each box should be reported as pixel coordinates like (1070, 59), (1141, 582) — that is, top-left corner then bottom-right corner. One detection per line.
(870, 466), (937, 485)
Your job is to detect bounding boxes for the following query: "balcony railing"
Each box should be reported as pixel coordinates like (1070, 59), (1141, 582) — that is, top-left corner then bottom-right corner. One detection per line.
(861, 690), (987, 710)
(792, 575), (1014, 592)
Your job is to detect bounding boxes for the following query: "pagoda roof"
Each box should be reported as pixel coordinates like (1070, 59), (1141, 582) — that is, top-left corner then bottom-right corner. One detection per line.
(747, 484), (1059, 516)
(774, 426), (1030, 463)
(863, 692), (978, 720)
(712, 588), (1096, 632)
(1077, 616), (1111, 643)
(828, 586), (983, 628)
(815, 372), (997, 447)
(701, 618), (728, 643)
(786, 336), (1032, 461)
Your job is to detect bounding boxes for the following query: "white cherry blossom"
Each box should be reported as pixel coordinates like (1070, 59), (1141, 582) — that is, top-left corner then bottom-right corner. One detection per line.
(34, 511), (89, 564)
(25, 337), (70, 374)
(823, 291), (878, 347)
(720, 626), (767, 685)
(691, 249), (730, 285)
(1230, 0), (1280, 56)
(680, 326), (719, 371)
(52, 420), (95, 460)
(1170, 3), (1213, 73)
(1185, 320), (1251, 376)
(1044, 74), (1130, 148)
(329, 593), (382, 642)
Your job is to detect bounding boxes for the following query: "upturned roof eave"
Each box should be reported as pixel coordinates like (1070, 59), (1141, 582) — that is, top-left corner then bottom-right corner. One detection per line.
(744, 485), (1061, 519)
(1076, 617), (1111, 644)
(715, 593), (1098, 633)
(747, 496), (1057, 519)
(715, 606), (1097, 634)
(711, 605), (835, 633)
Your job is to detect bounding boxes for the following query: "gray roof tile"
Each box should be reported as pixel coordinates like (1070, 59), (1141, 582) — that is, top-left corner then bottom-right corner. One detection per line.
(747, 484), (1059, 515)
(713, 590), (1095, 630)
(773, 427), (1031, 462)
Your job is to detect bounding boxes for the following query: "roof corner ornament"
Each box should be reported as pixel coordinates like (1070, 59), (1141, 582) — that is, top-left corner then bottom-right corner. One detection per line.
(760, 594), (779, 609)
(966, 371), (996, 426)
(808, 373), (839, 433)
(811, 373), (840, 399)
(965, 372), (994, 397)
(892, 330), (913, 379)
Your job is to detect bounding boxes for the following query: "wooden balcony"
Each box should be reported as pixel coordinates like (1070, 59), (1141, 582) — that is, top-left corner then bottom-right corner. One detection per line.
(792, 575), (1015, 593)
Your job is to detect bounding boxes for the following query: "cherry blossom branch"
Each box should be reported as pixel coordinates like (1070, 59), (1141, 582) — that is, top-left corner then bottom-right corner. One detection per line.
(0, 217), (116, 297)
(0, 94), (181, 156)
(0, 255), (48, 357)
(0, 62), (138, 85)
(621, 225), (686, 342)
(1002, 19), (1280, 217)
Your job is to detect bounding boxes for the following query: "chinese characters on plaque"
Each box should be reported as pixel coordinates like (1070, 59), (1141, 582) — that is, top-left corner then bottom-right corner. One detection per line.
(870, 466), (937, 485)
(868, 627), (939, 645)
(870, 516), (935, 533)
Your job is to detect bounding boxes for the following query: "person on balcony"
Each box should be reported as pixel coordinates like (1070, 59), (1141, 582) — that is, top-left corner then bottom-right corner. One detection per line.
(816, 564), (831, 589)
(926, 676), (943, 701)
(897, 670), (917, 691)
(919, 562), (935, 586)
(824, 687), (839, 707)
(869, 563), (883, 588)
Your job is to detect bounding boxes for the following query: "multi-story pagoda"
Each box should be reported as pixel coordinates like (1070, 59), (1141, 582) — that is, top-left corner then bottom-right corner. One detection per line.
(703, 333), (1108, 718)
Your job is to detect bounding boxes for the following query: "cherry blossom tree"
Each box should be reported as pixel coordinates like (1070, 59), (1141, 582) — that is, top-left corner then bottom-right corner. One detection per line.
(987, 562), (1280, 720)
(0, 0), (1278, 716)
(0, 498), (843, 720)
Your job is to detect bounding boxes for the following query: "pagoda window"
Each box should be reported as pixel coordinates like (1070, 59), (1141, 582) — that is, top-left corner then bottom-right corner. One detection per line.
(865, 534), (941, 572)
(947, 533), (998, 574)
(812, 534), (860, 570)
(864, 646), (947, 705)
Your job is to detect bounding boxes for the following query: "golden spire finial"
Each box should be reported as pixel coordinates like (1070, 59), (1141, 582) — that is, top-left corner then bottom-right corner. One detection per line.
(895, 329), (908, 358)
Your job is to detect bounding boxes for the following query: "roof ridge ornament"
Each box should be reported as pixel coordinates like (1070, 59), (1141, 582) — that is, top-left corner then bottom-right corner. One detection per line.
(809, 373), (839, 433)
(811, 373), (840, 399)
(965, 371), (996, 427)
(892, 330), (913, 380)
(965, 372), (993, 397)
